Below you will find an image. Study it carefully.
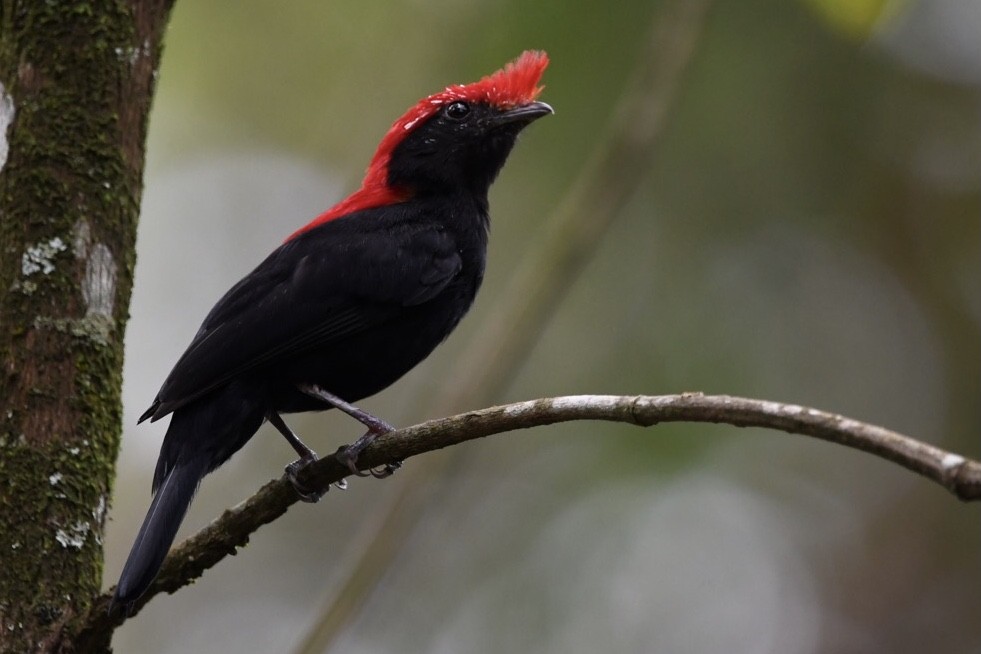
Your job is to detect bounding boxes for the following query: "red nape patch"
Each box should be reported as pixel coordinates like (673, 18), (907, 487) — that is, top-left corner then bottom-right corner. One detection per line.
(287, 50), (548, 242)
(286, 185), (410, 241)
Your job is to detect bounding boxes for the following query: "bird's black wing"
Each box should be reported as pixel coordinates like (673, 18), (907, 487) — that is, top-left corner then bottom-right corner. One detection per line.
(142, 219), (462, 421)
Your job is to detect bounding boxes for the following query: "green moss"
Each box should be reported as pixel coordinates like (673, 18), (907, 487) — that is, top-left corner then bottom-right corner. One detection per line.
(32, 315), (114, 347)
(0, 0), (170, 649)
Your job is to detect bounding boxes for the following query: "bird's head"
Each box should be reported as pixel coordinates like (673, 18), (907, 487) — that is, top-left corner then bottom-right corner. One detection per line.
(290, 51), (551, 240)
(379, 50), (552, 196)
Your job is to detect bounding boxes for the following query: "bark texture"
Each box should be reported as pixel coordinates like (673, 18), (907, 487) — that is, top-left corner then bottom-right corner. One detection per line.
(0, 2), (171, 651)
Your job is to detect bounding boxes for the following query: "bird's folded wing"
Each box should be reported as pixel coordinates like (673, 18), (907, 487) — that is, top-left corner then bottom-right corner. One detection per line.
(142, 221), (461, 421)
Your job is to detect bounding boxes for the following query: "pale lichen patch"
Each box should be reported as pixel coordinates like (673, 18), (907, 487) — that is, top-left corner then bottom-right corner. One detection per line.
(54, 521), (90, 550)
(31, 231), (118, 344)
(72, 219), (92, 259)
(114, 39), (151, 66)
(0, 81), (14, 172)
(10, 279), (38, 295)
(33, 315), (113, 346)
(92, 495), (106, 523)
(82, 243), (116, 319)
(21, 237), (67, 276)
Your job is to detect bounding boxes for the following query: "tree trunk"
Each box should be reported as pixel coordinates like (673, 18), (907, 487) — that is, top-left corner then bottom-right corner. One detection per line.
(0, 2), (171, 651)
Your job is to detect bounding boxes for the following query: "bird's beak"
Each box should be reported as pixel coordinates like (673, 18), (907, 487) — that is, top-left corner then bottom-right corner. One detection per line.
(493, 101), (554, 126)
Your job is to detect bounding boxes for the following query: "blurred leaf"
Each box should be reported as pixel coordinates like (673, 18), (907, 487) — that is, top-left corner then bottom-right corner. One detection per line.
(801, 0), (904, 38)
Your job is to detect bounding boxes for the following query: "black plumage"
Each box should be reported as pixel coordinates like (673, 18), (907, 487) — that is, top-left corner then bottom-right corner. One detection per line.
(112, 54), (551, 612)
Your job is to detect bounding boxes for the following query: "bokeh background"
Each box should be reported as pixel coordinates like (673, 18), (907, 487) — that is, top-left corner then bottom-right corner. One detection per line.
(106, 0), (980, 652)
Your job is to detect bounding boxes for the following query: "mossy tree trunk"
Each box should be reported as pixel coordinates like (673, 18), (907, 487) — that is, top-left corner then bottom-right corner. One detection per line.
(0, 2), (172, 651)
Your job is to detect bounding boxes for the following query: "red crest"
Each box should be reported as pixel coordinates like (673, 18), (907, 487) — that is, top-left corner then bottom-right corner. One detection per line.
(288, 51), (549, 241)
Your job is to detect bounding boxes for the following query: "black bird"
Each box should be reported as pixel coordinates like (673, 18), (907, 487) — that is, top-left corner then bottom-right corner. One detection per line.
(112, 51), (552, 612)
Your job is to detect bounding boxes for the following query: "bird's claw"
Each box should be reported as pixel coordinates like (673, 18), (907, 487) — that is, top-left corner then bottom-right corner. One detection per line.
(370, 460), (402, 478)
(334, 444), (402, 480)
(285, 454), (324, 503)
(334, 444), (370, 477)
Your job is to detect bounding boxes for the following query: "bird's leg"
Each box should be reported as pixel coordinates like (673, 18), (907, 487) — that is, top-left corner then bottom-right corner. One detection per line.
(268, 410), (317, 461)
(297, 384), (402, 478)
(266, 411), (328, 502)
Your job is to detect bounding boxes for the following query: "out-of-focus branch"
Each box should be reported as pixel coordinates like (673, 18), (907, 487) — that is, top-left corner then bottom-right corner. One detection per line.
(435, 0), (713, 413)
(292, 1), (716, 651)
(857, 175), (980, 445)
(78, 392), (981, 645)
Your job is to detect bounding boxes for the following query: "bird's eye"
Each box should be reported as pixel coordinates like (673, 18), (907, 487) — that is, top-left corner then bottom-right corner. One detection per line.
(445, 101), (471, 120)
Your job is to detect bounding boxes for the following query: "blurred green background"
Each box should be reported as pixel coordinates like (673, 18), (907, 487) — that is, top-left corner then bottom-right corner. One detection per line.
(107, 0), (980, 652)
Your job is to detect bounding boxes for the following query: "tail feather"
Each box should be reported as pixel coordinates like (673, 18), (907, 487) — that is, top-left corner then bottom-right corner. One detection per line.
(111, 456), (208, 614)
(112, 380), (266, 614)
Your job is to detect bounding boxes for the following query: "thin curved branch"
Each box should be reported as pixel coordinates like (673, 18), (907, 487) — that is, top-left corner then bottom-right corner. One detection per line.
(75, 393), (981, 645)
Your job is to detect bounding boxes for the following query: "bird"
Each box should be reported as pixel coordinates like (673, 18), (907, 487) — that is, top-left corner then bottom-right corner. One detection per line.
(111, 50), (552, 613)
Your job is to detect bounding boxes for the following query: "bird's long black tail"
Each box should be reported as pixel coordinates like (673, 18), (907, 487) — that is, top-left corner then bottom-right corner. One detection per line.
(111, 455), (208, 613)
(112, 381), (266, 614)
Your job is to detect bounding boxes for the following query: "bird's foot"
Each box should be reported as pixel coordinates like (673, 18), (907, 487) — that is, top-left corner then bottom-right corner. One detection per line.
(298, 384), (402, 479)
(335, 423), (401, 478)
(341, 453), (403, 479)
(285, 453), (325, 503)
(270, 411), (344, 496)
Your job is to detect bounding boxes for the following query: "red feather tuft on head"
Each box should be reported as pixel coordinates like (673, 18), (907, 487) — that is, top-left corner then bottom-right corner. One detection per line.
(288, 51), (549, 241)
(378, 49), (550, 146)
